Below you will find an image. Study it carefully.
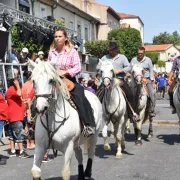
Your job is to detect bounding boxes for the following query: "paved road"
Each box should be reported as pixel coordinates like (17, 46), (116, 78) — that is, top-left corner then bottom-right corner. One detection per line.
(0, 98), (180, 180)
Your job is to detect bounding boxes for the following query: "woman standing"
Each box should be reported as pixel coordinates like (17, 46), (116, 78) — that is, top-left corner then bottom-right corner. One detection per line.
(48, 29), (95, 137)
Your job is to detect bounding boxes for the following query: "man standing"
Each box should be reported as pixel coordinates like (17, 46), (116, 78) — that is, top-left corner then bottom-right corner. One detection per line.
(97, 42), (139, 121)
(157, 73), (166, 99)
(168, 56), (180, 114)
(131, 47), (156, 117)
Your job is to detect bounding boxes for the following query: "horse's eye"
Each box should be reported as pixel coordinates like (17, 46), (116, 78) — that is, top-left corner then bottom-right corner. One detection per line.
(49, 79), (55, 84)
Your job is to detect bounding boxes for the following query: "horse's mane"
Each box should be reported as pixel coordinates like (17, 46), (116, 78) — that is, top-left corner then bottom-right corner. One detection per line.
(31, 61), (70, 99)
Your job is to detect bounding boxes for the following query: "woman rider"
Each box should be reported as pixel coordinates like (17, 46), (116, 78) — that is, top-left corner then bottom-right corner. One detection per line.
(48, 29), (95, 137)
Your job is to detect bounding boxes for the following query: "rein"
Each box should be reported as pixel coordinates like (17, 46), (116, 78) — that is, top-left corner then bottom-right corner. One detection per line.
(36, 85), (70, 157)
(103, 79), (121, 124)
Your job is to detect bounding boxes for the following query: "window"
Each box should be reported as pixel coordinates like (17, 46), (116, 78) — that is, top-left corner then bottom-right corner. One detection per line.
(85, 27), (88, 41)
(77, 24), (81, 39)
(41, 5), (47, 18)
(69, 21), (74, 30)
(61, 17), (65, 24)
(19, 0), (30, 14)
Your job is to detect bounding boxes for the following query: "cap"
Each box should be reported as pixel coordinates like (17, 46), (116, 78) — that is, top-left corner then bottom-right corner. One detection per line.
(22, 48), (29, 53)
(38, 51), (44, 56)
(109, 42), (118, 49)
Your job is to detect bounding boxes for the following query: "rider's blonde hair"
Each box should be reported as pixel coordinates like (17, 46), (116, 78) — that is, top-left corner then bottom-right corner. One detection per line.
(50, 29), (73, 52)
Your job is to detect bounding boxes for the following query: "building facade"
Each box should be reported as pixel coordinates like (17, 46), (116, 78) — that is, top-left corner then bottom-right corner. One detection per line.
(65, 0), (120, 40)
(144, 44), (180, 61)
(118, 13), (144, 43)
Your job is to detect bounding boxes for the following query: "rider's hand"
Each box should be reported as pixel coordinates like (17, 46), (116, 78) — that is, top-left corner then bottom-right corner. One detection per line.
(58, 70), (68, 77)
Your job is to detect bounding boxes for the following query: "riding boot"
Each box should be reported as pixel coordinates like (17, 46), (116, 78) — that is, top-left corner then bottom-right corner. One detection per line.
(70, 83), (95, 137)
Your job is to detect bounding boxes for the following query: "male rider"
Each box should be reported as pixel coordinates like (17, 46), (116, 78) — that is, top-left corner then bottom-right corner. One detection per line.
(97, 42), (140, 121)
(168, 56), (180, 114)
(131, 47), (156, 117)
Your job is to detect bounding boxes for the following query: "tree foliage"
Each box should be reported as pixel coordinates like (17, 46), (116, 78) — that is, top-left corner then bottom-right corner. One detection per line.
(157, 60), (166, 67)
(145, 52), (158, 64)
(84, 40), (109, 59)
(85, 28), (142, 60)
(108, 28), (142, 59)
(153, 31), (180, 45)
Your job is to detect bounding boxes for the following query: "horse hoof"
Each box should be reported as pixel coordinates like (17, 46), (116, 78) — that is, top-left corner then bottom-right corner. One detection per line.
(135, 140), (142, 146)
(148, 134), (153, 138)
(110, 134), (115, 139)
(104, 145), (111, 151)
(85, 177), (91, 180)
(33, 178), (41, 180)
(116, 154), (122, 159)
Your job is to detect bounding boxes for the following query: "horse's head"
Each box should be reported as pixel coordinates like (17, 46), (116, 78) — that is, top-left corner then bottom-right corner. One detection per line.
(31, 60), (58, 114)
(131, 64), (144, 84)
(97, 59), (114, 88)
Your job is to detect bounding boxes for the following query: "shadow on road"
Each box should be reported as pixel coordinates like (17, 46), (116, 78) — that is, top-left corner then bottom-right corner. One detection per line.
(157, 134), (180, 145)
(45, 175), (95, 180)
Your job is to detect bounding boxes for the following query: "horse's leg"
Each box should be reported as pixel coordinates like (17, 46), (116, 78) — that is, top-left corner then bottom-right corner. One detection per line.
(115, 116), (126, 159)
(148, 116), (153, 138)
(110, 122), (115, 139)
(84, 132), (98, 180)
(31, 118), (48, 180)
(62, 141), (74, 180)
(135, 110), (145, 146)
(74, 146), (85, 180)
(125, 119), (131, 134)
(102, 124), (111, 151)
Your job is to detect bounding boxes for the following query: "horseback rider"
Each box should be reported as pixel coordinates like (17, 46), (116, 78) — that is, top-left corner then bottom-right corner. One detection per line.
(168, 56), (180, 114)
(48, 29), (95, 137)
(131, 47), (156, 117)
(97, 42), (140, 122)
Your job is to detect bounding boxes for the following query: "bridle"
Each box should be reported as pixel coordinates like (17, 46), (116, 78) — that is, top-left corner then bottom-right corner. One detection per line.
(33, 71), (70, 157)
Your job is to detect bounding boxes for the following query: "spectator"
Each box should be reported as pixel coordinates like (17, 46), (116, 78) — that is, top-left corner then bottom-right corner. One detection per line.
(0, 91), (9, 165)
(21, 71), (35, 150)
(35, 51), (45, 63)
(28, 52), (37, 72)
(78, 77), (86, 88)
(157, 73), (166, 99)
(6, 78), (30, 158)
(19, 48), (29, 82)
(87, 80), (96, 94)
(93, 74), (101, 91)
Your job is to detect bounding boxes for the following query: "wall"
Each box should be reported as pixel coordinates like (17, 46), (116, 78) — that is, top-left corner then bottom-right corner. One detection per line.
(120, 18), (144, 43)
(159, 46), (180, 61)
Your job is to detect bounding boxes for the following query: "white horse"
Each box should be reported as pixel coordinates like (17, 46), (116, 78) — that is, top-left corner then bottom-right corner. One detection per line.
(131, 64), (153, 145)
(30, 61), (102, 180)
(173, 72), (180, 135)
(98, 60), (128, 158)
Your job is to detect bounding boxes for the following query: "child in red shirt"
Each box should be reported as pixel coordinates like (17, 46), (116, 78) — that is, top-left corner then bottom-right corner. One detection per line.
(6, 78), (30, 158)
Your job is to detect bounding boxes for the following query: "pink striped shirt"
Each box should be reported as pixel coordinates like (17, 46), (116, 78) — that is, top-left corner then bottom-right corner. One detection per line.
(48, 48), (81, 77)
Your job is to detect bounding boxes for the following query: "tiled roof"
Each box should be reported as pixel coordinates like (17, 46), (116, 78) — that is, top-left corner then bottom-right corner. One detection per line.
(144, 44), (173, 52)
(118, 13), (138, 19)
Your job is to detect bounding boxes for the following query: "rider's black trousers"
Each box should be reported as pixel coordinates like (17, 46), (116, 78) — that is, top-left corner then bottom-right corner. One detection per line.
(168, 81), (176, 109)
(121, 80), (137, 117)
(70, 83), (96, 127)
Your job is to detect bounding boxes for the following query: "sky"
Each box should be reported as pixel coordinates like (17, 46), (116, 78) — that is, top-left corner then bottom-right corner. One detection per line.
(96, 0), (180, 43)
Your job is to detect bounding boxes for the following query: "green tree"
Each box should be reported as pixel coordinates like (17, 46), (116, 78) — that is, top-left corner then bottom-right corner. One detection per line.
(84, 40), (109, 59)
(157, 60), (166, 67)
(145, 52), (158, 64)
(153, 31), (180, 45)
(108, 28), (142, 59)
